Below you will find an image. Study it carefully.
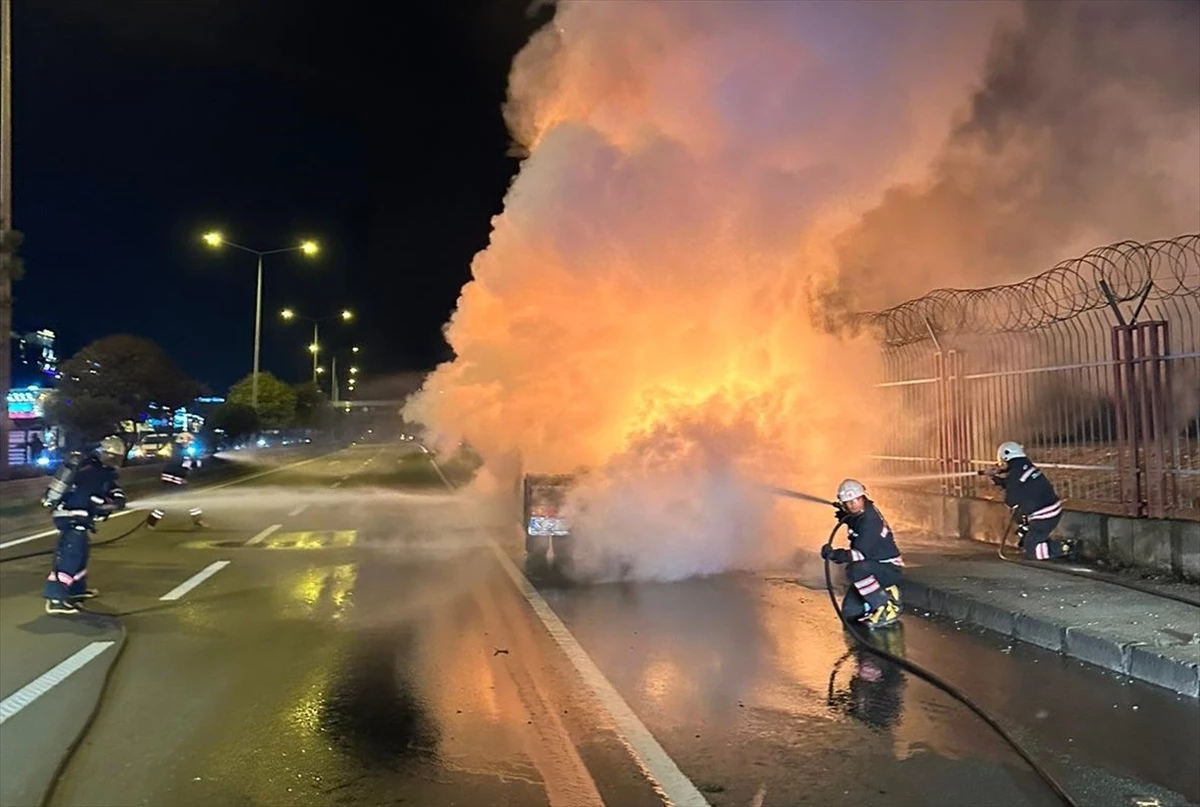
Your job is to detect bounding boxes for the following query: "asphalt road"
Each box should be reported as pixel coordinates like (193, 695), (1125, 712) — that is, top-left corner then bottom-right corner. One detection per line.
(1, 443), (1196, 807)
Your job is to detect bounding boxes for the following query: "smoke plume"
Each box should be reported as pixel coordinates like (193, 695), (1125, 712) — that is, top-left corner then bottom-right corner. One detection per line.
(405, 0), (1200, 580)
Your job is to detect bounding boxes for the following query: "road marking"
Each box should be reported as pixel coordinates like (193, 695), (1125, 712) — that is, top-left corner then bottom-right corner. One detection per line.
(245, 524), (283, 547)
(0, 451), (338, 551)
(288, 504), (309, 517)
(330, 481), (342, 489)
(159, 560), (231, 601)
(0, 642), (116, 726)
(0, 508), (142, 551)
(489, 544), (710, 807)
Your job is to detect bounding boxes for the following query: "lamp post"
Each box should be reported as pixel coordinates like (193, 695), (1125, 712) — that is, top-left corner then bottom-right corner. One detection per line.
(202, 232), (318, 410)
(280, 308), (353, 386)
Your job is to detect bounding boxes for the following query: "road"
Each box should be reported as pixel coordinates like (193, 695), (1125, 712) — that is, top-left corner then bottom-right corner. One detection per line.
(1, 443), (1196, 807)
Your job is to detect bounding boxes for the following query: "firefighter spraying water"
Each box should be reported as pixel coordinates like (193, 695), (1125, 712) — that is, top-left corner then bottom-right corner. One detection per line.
(40, 435), (127, 615)
(979, 441), (1076, 561)
(147, 442), (206, 530)
(822, 479), (904, 630)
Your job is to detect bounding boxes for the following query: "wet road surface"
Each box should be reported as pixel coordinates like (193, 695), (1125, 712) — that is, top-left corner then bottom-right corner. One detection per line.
(1, 444), (1196, 807)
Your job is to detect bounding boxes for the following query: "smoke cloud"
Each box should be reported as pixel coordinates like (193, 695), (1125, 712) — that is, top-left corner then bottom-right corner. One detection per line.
(405, 0), (1199, 581)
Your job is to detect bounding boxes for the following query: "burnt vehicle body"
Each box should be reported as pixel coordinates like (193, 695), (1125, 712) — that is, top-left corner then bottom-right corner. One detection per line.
(521, 473), (577, 576)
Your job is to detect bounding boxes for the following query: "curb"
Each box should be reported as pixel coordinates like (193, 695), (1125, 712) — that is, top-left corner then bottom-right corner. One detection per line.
(901, 578), (1200, 698)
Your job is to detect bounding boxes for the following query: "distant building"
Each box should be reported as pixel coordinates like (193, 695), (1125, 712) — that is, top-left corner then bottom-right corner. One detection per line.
(11, 328), (59, 385)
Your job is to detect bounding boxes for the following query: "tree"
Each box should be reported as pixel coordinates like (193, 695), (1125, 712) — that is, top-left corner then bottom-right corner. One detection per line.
(292, 380), (328, 428)
(205, 403), (260, 442)
(45, 335), (200, 445)
(228, 372), (295, 430)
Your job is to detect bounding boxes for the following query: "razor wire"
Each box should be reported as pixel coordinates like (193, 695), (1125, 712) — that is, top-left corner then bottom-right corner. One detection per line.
(862, 234), (1199, 347)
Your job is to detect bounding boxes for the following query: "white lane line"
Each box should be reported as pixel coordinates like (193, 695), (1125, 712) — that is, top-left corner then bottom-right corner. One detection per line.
(0, 450), (337, 551)
(245, 524), (283, 547)
(330, 481), (342, 489)
(489, 544), (711, 807)
(0, 642), (116, 726)
(288, 504), (309, 517)
(0, 508), (142, 551)
(159, 561), (231, 601)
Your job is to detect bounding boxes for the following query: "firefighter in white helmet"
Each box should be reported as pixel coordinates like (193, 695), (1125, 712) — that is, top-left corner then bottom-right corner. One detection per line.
(981, 442), (1073, 561)
(822, 478), (904, 629)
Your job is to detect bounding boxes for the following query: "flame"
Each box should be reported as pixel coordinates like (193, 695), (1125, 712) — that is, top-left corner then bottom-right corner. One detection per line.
(404, 0), (1195, 579)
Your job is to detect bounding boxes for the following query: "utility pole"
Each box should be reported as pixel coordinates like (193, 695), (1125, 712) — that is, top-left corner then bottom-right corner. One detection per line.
(0, 0), (15, 478)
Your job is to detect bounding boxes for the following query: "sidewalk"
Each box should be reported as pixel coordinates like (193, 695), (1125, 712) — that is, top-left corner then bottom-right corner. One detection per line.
(901, 551), (1200, 697)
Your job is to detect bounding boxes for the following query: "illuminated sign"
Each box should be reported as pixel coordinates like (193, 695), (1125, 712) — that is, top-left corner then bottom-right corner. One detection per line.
(6, 386), (47, 420)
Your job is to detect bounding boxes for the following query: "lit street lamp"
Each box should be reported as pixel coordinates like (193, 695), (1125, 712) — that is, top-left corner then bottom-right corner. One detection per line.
(280, 307), (354, 383)
(202, 232), (319, 410)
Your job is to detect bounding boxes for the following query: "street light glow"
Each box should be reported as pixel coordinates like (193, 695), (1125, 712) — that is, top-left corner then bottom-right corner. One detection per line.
(340, 309), (353, 321)
(202, 231), (223, 248)
(315, 365), (326, 374)
(308, 342), (319, 354)
(300, 240), (319, 256)
(349, 366), (358, 374)
(352, 346), (360, 353)
(280, 308), (295, 320)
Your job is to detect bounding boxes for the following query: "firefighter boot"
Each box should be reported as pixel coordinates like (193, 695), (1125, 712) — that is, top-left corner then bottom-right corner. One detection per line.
(190, 508), (207, 529)
(859, 588), (901, 630)
(147, 509), (164, 530)
(885, 585), (903, 614)
(45, 599), (83, 616)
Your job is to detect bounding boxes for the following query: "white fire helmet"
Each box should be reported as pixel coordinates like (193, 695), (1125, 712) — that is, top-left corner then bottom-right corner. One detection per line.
(997, 441), (1026, 464)
(836, 478), (867, 503)
(98, 435), (126, 463)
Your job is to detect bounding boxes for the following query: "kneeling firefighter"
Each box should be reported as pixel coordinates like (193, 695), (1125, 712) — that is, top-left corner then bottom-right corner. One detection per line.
(147, 443), (205, 529)
(981, 442), (1073, 561)
(41, 435), (127, 615)
(821, 479), (904, 629)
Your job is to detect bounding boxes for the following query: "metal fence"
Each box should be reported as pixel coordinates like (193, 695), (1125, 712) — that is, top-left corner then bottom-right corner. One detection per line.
(867, 235), (1200, 521)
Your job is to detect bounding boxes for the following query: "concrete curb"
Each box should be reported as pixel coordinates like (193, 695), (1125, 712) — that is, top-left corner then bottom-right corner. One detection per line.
(901, 577), (1200, 698)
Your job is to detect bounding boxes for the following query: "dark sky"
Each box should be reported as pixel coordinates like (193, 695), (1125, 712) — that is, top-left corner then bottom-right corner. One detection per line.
(10, 0), (550, 393)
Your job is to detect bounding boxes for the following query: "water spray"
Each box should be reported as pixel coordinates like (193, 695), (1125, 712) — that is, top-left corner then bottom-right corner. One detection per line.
(860, 470), (981, 485)
(753, 484), (837, 508)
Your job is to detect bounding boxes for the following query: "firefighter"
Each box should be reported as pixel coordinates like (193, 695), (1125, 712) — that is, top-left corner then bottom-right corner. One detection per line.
(147, 443), (206, 529)
(43, 436), (127, 615)
(821, 479), (904, 629)
(983, 442), (1073, 561)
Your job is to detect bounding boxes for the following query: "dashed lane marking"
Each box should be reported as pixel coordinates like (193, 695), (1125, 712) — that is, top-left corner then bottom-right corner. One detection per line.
(159, 561), (231, 601)
(288, 504), (309, 517)
(0, 642), (117, 726)
(245, 524), (283, 547)
(0, 450), (338, 551)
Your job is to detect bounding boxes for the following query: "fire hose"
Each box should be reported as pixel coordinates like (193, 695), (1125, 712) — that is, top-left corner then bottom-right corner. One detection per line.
(818, 512), (1079, 806)
(0, 513), (150, 565)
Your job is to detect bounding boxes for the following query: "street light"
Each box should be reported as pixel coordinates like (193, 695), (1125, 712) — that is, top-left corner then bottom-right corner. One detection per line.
(279, 307), (354, 383)
(202, 231), (319, 410)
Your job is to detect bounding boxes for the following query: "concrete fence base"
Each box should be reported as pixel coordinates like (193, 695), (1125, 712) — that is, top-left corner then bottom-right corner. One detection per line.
(875, 487), (1200, 581)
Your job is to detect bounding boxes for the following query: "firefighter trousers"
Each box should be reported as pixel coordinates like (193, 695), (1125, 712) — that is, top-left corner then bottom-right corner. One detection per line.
(841, 560), (901, 620)
(1019, 514), (1066, 560)
(44, 518), (91, 600)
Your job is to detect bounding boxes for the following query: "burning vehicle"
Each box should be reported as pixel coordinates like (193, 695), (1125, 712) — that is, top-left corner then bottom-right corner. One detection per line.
(521, 473), (578, 576)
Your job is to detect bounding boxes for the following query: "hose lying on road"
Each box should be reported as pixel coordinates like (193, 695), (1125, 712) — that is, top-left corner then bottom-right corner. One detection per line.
(0, 515), (150, 565)
(36, 609), (129, 807)
(996, 508), (1200, 608)
(823, 522), (1079, 807)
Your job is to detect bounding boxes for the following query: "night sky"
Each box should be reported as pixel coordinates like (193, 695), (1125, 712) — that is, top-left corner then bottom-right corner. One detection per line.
(9, 0), (550, 393)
